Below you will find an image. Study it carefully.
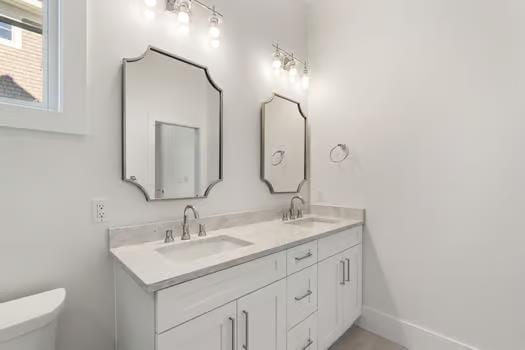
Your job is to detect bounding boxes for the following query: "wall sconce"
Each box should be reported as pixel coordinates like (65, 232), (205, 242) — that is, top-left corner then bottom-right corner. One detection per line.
(156, 0), (224, 47)
(272, 43), (310, 89)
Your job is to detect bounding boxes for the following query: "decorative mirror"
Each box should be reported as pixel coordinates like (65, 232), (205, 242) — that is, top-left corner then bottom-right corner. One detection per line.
(261, 94), (307, 193)
(122, 47), (223, 201)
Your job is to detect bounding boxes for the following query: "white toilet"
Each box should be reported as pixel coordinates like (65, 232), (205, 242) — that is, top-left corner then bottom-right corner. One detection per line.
(0, 289), (66, 350)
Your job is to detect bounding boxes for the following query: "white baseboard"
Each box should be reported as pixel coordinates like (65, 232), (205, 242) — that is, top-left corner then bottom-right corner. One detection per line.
(357, 306), (480, 350)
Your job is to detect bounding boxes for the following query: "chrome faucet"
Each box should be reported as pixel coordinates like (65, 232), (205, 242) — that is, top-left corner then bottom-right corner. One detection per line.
(289, 195), (306, 220)
(181, 205), (200, 240)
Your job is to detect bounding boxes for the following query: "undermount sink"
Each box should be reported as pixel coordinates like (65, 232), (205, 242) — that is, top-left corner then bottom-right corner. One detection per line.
(285, 217), (340, 227)
(156, 235), (253, 263)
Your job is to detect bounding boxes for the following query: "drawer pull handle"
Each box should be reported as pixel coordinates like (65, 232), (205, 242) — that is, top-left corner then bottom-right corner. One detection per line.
(340, 260), (346, 285)
(302, 338), (314, 350)
(242, 310), (249, 350)
(295, 290), (313, 301)
(295, 251), (313, 262)
(229, 317), (235, 350)
(345, 258), (351, 282)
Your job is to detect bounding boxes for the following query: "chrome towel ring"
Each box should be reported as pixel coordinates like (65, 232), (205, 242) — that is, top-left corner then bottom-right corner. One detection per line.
(330, 144), (350, 163)
(272, 150), (286, 166)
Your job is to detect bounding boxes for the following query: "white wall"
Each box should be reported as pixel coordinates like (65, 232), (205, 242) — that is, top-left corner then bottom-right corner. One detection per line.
(308, 0), (525, 349)
(0, 0), (307, 349)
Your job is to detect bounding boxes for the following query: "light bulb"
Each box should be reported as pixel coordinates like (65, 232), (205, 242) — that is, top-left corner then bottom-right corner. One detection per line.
(210, 38), (220, 48)
(272, 52), (282, 69)
(144, 0), (157, 7)
(209, 25), (220, 38)
(178, 10), (190, 24)
(287, 59), (298, 82)
(302, 63), (310, 89)
(209, 15), (221, 39)
(289, 63), (298, 77)
(176, 1), (191, 24)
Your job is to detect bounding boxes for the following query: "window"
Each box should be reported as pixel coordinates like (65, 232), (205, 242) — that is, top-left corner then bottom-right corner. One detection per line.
(0, 20), (22, 48)
(0, 0), (57, 109)
(0, 22), (12, 40)
(0, 0), (87, 134)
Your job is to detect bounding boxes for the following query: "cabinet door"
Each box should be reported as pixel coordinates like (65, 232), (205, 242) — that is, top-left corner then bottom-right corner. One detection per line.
(237, 279), (286, 350)
(157, 301), (236, 350)
(317, 252), (346, 350)
(342, 244), (362, 328)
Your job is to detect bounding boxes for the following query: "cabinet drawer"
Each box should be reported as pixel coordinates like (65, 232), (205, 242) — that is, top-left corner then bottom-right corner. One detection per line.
(287, 312), (318, 350)
(287, 265), (317, 329)
(156, 252), (286, 333)
(318, 226), (362, 261)
(287, 241), (318, 275)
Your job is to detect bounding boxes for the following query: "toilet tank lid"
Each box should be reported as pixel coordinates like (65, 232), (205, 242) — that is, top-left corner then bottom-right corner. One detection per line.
(0, 288), (66, 343)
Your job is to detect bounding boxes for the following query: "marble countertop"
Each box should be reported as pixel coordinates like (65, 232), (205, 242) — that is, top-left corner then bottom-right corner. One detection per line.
(110, 215), (363, 293)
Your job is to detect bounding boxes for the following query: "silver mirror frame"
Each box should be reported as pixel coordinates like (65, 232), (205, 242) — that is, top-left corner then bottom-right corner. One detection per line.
(122, 46), (224, 201)
(260, 93), (308, 194)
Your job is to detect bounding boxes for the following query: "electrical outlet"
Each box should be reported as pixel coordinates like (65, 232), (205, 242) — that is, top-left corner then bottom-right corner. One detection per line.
(92, 199), (108, 223)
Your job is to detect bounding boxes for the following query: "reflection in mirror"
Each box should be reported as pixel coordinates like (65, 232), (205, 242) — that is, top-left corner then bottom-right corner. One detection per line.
(123, 47), (222, 201)
(261, 94), (307, 193)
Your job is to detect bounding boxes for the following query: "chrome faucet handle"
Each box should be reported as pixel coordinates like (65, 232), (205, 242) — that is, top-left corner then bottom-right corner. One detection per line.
(297, 209), (303, 219)
(282, 210), (289, 221)
(198, 223), (207, 237)
(164, 229), (174, 243)
(181, 223), (191, 240)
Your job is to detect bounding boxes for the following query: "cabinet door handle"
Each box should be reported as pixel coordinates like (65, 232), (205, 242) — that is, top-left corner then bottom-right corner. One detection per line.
(302, 338), (314, 350)
(294, 290), (313, 301)
(340, 260), (346, 285)
(229, 317), (235, 350)
(345, 258), (351, 282)
(242, 310), (249, 350)
(295, 251), (313, 262)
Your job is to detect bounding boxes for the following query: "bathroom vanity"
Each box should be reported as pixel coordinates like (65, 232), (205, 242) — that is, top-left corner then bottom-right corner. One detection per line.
(116, 44), (362, 350)
(110, 208), (363, 350)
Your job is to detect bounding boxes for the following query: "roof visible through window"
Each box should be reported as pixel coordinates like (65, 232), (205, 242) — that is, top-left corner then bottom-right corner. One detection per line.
(0, 0), (44, 103)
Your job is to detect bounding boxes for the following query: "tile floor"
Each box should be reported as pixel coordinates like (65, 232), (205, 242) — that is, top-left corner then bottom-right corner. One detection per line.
(330, 326), (407, 350)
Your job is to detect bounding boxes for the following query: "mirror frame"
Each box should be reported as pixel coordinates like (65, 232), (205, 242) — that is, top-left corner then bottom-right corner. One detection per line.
(122, 46), (224, 201)
(260, 93), (307, 194)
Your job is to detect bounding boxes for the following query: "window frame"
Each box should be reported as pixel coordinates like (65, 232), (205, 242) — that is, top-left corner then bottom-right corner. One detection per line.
(0, 21), (22, 49)
(0, 0), (87, 135)
(0, 21), (13, 40)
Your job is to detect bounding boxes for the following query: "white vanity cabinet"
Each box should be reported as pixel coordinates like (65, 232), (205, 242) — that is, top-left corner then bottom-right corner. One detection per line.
(318, 244), (362, 350)
(114, 225), (363, 350)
